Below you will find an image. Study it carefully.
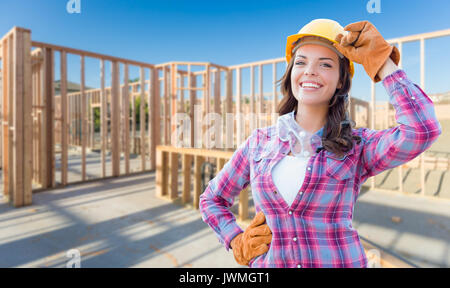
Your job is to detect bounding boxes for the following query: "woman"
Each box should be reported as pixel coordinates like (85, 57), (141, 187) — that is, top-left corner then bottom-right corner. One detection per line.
(199, 19), (442, 268)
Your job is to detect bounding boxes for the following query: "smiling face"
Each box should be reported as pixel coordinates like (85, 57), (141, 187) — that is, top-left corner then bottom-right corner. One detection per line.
(290, 43), (342, 106)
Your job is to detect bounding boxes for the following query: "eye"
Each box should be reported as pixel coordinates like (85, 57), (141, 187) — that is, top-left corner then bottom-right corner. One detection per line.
(295, 61), (305, 65)
(321, 63), (332, 68)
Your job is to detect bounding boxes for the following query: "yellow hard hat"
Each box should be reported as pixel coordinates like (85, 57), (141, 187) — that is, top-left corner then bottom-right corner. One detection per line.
(286, 19), (355, 78)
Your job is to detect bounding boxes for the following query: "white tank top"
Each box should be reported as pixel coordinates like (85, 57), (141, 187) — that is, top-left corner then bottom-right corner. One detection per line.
(272, 155), (310, 206)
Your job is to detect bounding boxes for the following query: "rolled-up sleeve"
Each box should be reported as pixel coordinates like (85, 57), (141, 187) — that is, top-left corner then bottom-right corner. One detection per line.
(199, 129), (257, 251)
(359, 69), (442, 181)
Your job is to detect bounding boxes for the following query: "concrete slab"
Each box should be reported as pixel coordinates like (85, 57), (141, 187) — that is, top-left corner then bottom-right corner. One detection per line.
(0, 171), (449, 267)
(0, 172), (241, 268)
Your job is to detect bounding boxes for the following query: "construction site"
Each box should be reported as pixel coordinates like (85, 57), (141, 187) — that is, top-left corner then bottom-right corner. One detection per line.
(1, 23), (450, 268)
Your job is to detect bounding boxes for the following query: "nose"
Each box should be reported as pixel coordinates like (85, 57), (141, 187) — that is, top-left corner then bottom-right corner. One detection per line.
(304, 63), (317, 75)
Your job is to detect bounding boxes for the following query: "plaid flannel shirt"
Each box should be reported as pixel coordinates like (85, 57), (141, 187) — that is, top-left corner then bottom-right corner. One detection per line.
(199, 69), (442, 268)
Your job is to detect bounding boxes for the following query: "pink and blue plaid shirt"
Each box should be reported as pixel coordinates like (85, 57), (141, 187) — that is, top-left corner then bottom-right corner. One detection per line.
(199, 69), (442, 268)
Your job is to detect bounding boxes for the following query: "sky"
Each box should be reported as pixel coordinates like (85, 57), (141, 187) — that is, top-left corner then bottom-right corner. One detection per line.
(1, 0), (449, 102)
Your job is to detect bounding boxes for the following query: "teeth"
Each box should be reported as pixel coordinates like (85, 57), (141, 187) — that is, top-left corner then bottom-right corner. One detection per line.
(302, 83), (320, 89)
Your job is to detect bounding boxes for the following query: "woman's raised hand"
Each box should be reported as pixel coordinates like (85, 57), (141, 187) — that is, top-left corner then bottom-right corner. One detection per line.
(333, 20), (400, 82)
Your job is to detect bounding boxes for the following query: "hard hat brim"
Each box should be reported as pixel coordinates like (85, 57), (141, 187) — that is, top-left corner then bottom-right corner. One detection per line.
(285, 33), (355, 78)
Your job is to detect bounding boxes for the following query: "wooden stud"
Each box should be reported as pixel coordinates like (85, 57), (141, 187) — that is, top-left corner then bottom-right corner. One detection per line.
(259, 64), (264, 126)
(2, 37), (10, 197)
(100, 59), (106, 177)
(132, 92), (136, 154)
(80, 55), (87, 181)
(236, 68), (242, 145)
(217, 158), (226, 171)
(170, 63), (177, 146)
(8, 28), (33, 206)
(205, 64), (210, 115)
(189, 66), (196, 148)
(272, 63), (278, 120)
(214, 69), (221, 114)
(140, 67), (146, 171)
(169, 152), (178, 200)
(193, 155), (205, 210)
(44, 47), (54, 188)
(149, 67), (160, 170)
(111, 61), (120, 177)
(182, 154), (192, 204)
(164, 66), (170, 145)
(13, 30), (24, 206)
(250, 66), (255, 114)
(123, 64), (130, 174)
(156, 148), (168, 197)
(60, 51), (68, 185)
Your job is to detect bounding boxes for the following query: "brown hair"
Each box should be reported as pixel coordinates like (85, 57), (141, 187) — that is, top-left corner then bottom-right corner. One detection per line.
(276, 45), (361, 158)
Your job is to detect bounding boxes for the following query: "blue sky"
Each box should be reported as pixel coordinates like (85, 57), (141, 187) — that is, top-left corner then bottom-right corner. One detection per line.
(1, 0), (449, 102)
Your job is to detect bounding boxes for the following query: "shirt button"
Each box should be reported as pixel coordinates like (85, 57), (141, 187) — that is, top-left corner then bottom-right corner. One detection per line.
(307, 167), (311, 171)
(297, 264), (302, 268)
(399, 77), (403, 80)
(411, 96), (415, 100)
(299, 191), (303, 195)
(289, 211), (293, 215)
(293, 237), (297, 242)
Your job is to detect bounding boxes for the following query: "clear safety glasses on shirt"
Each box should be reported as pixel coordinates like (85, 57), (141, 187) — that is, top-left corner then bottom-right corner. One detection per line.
(277, 111), (323, 158)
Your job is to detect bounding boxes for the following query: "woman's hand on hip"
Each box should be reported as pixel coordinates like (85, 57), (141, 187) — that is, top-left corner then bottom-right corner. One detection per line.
(231, 211), (272, 266)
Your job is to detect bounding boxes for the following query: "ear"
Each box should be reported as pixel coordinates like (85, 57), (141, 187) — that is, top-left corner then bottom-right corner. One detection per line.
(337, 81), (342, 89)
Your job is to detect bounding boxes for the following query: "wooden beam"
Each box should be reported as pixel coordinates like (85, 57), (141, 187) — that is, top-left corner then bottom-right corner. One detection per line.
(11, 28), (32, 206)
(182, 154), (192, 204)
(81, 55), (86, 181)
(157, 145), (233, 160)
(272, 62), (277, 114)
(123, 64), (130, 174)
(2, 37), (10, 198)
(250, 66), (255, 114)
(193, 155), (205, 209)
(149, 67), (160, 170)
(31, 40), (155, 69)
(43, 46), (54, 188)
(100, 59), (106, 178)
(170, 63), (177, 146)
(60, 51), (68, 185)
(169, 152), (178, 200)
(13, 30), (24, 206)
(156, 149), (168, 197)
(140, 67), (146, 171)
(236, 68), (242, 145)
(164, 66), (170, 145)
(205, 64), (210, 115)
(111, 61), (120, 177)
(214, 69), (221, 114)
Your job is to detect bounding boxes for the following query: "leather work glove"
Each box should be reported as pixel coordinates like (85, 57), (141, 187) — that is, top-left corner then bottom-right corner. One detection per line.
(231, 211), (272, 266)
(333, 20), (400, 82)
